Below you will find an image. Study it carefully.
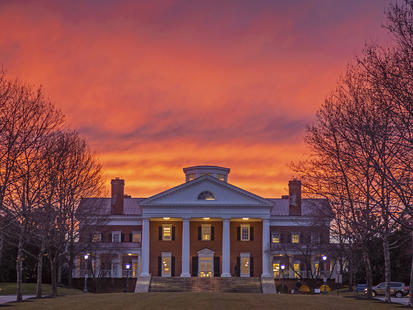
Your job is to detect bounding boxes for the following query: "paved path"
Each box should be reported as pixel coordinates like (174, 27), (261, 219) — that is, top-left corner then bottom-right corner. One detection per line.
(0, 295), (36, 304)
(375, 296), (409, 306)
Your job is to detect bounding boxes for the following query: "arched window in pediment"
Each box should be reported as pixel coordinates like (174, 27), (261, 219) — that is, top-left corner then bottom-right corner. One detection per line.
(197, 191), (215, 201)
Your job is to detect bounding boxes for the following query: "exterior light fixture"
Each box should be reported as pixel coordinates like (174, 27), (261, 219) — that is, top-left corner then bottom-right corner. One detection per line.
(203, 217), (210, 220)
(128, 253), (132, 256)
(280, 264), (285, 270)
(126, 264), (131, 270)
(242, 217), (249, 221)
(163, 217), (170, 220)
(84, 254), (89, 260)
(322, 255), (327, 261)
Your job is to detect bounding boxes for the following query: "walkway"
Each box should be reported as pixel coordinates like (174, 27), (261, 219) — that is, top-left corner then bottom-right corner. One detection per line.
(0, 295), (36, 304)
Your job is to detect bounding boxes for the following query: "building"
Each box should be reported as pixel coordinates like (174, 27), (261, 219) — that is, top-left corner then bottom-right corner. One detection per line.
(75, 165), (337, 292)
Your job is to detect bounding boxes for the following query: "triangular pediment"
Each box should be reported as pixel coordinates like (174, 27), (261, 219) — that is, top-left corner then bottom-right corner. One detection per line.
(197, 248), (215, 255)
(140, 175), (272, 207)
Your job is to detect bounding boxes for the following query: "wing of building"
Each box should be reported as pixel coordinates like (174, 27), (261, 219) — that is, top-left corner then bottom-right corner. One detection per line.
(75, 165), (338, 292)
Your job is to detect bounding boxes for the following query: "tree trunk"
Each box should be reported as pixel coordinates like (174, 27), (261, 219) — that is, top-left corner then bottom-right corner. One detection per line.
(348, 254), (354, 292)
(362, 248), (373, 299)
(49, 258), (58, 297)
(36, 238), (45, 298)
(383, 234), (392, 303)
(16, 236), (23, 302)
(409, 228), (413, 307)
(57, 263), (62, 285)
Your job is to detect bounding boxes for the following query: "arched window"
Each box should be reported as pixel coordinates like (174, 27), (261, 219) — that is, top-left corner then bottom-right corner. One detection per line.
(197, 191), (215, 200)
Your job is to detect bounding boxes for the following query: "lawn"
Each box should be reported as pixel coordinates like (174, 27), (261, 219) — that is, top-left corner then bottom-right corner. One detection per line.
(5, 292), (404, 310)
(0, 282), (82, 296)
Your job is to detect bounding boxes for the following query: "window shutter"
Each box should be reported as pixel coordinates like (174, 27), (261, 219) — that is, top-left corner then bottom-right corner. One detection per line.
(289, 233), (292, 244)
(280, 233), (283, 244)
(214, 256), (220, 276)
(198, 226), (201, 240)
(211, 226), (215, 241)
(121, 233), (124, 242)
(108, 233), (112, 243)
(250, 257), (254, 277)
(172, 226), (176, 240)
(171, 256), (175, 277)
(100, 233), (104, 242)
(129, 233), (132, 242)
(237, 227), (240, 241)
(158, 256), (162, 276)
(192, 257), (198, 276)
(236, 257), (240, 277)
(250, 227), (254, 241)
(158, 226), (162, 240)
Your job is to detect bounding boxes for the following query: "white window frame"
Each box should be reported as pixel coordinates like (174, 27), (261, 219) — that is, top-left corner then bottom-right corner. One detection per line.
(240, 252), (250, 277)
(132, 231), (141, 243)
(240, 224), (250, 241)
(201, 224), (211, 241)
(112, 231), (121, 243)
(271, 232), (280, 244)
(162, 224), (172, 241)
(161, 252), (172, 277)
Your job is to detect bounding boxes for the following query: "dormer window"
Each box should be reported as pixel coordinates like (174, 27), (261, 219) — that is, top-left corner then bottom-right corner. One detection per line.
(197, 191), (215, 200)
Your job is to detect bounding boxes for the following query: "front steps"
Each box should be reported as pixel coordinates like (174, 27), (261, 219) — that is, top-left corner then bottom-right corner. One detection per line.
(149, 277), (263, 293)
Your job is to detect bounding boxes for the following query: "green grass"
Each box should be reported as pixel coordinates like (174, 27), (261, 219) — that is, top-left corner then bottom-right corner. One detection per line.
(0, 282), (82, 296)
(4, 292), (403, 310)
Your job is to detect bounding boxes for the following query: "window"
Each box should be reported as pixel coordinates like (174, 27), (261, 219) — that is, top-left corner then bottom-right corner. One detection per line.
(273, 263), (280, 278)
(92, 232), (101, 243)
(217, 174), (225, 182)
(161, 253), (171, 277)
(271, 232), (280, 244)
(240, 253), (250, 277)
(201, 224), (211, 241)
(132, 232), (141, 243)
(293, 263), (300, 278)
(241, 224), (250, 241)
(112, 231), (121, 243)
(311, 232), (320, 244)
(188, 174), (196, 181)
(197, 191), (215, 200)
(291, 232), (300, 244)
(162, 224), (172, 241)
(314, 263), (319, 275)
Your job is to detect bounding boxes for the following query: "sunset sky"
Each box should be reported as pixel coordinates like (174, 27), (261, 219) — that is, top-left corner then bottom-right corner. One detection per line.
(0, 0), (389, 198)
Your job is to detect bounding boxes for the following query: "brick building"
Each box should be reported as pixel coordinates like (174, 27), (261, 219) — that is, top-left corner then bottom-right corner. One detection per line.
(74, 165), (338, 291)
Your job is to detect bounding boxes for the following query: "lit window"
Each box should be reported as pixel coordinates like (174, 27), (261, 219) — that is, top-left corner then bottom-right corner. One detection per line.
(240, 253), (250, 277)
(92, 232), (101, 243)
(162, 224), (172, 241)
(314, 263), (319, 275)
(271, 232), (280, 244)
(162, 253), (171, 277)
(273, 263), (280, 278)
(188, 174), (196, 181)
(294, 263), (300, 278)
(202, 224), (211, 241)
(291, 233), (300, 244)
(217, 174), (225, 182)
(197, 191), (215, 200)
(132, 232), (141, 243)
(241, 224), (250, 241)
(112, 231), (121, 243)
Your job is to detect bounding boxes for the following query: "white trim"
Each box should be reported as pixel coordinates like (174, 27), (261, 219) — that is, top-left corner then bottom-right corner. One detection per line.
(112, 231), (121, 243)
(197, 248), (214, 277)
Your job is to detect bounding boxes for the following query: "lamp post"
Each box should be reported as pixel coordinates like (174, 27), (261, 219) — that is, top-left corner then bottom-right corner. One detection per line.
(83, 254), (89, 293)
(125, 264), (131, 292)
(322, 255), (327, 294)
(280, 264), (285, 293)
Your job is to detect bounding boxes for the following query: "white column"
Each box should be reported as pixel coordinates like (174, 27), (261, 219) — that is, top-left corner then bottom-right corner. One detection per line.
(261, 219), (272, 278)
(221, 218), (231, 277)
(141, 218), (150, 277)
(181, 218), (191, 277)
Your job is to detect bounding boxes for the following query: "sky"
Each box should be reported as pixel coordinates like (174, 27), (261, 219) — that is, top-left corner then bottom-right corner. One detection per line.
(0, 0), (390, 198)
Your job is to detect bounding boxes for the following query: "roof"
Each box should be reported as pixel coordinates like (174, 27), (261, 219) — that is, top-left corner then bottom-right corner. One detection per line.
(78, 197), (143, 215)
(268, 198), (331, 217)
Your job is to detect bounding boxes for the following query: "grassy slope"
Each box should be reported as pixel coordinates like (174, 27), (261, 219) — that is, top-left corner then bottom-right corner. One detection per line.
(6, 293), (402, 310)
(0, 282), (82, 296)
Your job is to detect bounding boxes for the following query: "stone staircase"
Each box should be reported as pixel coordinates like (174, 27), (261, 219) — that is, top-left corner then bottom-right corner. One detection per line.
(149, 277), (262, 293)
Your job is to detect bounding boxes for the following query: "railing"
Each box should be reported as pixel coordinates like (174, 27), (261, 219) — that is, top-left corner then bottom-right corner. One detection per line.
(90, 242), (141, 249)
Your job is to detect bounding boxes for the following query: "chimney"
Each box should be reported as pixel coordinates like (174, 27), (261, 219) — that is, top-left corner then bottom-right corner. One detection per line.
(288, 179), (301, 216)
(111, 178), (124, 215)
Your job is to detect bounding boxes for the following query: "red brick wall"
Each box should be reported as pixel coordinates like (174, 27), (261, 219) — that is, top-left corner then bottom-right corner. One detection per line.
(190, 221), (222, 257)
(149, 220), (182, 276)
(230, 221), (262, 277)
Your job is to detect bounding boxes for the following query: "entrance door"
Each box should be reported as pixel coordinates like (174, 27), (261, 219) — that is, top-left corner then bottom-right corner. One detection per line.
(199, 257), (213, 277)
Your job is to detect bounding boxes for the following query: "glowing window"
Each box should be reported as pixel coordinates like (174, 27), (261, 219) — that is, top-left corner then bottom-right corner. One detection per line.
(162, 224), (172, 241)
(188, 174), (196, 181)
(294, 263), (300, 278)
(240, 255), (250, 277)
(202, 224), (211, 241)
(197, 191), (215, 200)
(271, 232), (280, 244)
(132, 232), (141, 243)
(273, 263), (280, 278)
(92, 232), (101, 243)
(291, 233), (300, 244)
(162, 253), (171, 277)
(217, 174), (225, 181)
(241, 224), (250, 241)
